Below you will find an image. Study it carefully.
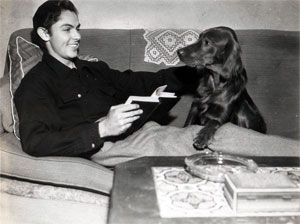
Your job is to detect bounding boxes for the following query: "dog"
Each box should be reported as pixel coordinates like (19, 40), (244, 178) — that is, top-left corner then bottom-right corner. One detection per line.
(177, 26), (266, 150)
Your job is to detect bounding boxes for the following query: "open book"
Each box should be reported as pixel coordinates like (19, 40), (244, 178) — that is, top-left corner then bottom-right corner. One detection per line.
(125, 85), (180, 134)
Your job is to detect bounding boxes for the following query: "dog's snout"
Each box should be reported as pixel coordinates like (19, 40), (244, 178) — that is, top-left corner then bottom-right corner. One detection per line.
(177, 49), (185, 57)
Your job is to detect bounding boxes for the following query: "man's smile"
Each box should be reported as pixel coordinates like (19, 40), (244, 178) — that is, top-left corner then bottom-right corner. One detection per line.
(68, 42), (79, 48)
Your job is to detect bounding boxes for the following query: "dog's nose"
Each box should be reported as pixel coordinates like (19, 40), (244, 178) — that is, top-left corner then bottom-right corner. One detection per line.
(177, 49), (185, 57)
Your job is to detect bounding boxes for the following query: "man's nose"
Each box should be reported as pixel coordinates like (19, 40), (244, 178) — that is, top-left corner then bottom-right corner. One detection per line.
(73, 29), (81, 40)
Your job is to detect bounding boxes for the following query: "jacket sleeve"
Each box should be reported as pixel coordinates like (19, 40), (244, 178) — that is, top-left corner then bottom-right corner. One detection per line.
(14, 74), (104, 157)
(94, 61), (199, 97)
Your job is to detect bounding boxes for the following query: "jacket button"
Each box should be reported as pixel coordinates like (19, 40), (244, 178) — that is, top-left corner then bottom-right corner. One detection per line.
(77, 94), (82, 98)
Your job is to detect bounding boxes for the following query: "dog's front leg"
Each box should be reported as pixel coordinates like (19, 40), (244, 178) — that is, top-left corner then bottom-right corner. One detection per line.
(193, 120), (221, 150)
(184, 100), (201, 127)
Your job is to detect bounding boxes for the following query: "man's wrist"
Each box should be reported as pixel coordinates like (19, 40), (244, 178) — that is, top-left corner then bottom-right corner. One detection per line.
(98, 118), (107, 138)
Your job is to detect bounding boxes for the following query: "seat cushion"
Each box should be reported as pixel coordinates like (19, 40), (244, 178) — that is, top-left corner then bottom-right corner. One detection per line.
(0, 133), (113, 195)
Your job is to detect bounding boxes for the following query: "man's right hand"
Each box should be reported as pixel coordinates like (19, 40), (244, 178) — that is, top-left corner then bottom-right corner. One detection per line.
(98, 104), (143, 137)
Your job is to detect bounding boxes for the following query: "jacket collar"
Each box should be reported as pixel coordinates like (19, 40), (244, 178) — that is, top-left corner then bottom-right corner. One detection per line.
(43, 53), (76, 79)
(42, 54), (94, 81)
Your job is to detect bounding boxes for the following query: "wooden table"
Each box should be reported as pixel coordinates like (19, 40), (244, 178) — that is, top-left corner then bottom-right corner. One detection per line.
(108, 156), (300, 224)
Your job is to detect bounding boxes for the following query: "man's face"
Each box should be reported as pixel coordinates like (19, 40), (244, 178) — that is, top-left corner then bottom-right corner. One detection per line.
(46, 10), (81, 66)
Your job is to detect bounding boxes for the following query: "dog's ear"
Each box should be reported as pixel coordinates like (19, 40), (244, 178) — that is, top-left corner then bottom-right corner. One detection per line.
(205, 34), (243, 80)
(220, 36), (243, 79)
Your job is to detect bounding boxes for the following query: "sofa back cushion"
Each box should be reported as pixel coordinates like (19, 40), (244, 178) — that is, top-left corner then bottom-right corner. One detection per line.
(130, 29), (300, 139)
(1, 28), (299, 139)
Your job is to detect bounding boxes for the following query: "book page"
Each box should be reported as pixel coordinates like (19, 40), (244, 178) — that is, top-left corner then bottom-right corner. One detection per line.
(152, 85), (176, 98)
(159, 92), (176, 98)
(125, 85), (176, 104)
(151, 85), (168, 97)
(125, 96), (159, 104)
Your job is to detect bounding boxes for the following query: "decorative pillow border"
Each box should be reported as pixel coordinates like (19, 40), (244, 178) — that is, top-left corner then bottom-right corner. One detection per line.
(143, 29), (201, 66)
(8, 37), (43, 139)
(7, 36), (99, 139)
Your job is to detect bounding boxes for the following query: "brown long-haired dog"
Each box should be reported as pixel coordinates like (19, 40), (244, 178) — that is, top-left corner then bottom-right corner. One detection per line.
(177, 26), (266, 150)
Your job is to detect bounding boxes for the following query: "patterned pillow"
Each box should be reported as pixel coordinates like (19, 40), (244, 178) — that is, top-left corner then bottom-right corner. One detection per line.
(8, 36), (98, 139)
(143, 29), (201, 66)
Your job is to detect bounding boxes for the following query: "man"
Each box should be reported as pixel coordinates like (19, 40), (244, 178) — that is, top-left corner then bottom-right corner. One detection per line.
(14, 0), (198, 161)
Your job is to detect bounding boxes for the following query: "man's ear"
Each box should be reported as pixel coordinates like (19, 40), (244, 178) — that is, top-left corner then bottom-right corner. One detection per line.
(37, 27), (50, 41)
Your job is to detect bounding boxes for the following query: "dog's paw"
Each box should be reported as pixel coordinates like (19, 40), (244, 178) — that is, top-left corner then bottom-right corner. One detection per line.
(193, 141), (207, 150)
(193, 134), (210, 150)
(193, 127), (216, 150)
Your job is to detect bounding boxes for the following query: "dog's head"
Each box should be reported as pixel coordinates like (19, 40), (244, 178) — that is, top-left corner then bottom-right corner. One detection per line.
(177, 26), (243, 79)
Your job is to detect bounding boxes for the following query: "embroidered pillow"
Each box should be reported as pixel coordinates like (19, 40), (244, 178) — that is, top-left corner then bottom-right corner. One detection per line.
(8, 36), (98, 139)
(143, 29), (201, 66)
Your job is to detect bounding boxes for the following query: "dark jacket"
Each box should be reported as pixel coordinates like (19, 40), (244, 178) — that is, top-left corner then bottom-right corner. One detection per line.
(14, 54), (195, 158)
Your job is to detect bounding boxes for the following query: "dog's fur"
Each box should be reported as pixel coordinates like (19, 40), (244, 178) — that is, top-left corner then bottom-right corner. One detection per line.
(177, 26), (266, 150)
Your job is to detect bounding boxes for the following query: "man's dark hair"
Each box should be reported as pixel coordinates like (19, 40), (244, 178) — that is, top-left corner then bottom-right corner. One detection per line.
(31, 0), (78, 51)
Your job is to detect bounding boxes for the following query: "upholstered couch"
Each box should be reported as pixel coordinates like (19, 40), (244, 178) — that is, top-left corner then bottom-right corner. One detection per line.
(0, 28), (299, 223)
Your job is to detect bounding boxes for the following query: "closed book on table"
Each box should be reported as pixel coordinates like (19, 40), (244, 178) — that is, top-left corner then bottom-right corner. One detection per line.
(224, 173), (300, 213)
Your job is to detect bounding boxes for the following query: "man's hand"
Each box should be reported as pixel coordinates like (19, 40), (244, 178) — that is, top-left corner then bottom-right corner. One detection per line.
(98, 104), (143, 137)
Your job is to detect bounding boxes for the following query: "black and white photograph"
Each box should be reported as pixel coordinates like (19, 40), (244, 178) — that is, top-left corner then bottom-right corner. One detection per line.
(0, 0), (299, 223)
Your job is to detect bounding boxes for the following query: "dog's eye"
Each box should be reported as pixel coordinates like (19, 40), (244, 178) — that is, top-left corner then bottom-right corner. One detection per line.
(204, 39), (211, 46)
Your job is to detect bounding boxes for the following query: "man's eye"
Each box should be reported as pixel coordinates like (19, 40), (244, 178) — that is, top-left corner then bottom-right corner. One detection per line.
(62, 26), (72, 32)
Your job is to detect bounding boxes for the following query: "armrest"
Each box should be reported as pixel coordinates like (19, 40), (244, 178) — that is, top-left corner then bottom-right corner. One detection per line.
(0, 76), (13, 134)
(0, 133), (113, 195)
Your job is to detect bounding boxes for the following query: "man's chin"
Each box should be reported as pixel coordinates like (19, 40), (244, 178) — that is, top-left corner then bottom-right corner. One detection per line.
(68, 53), (78, 59)
(68, 49), (79, 58)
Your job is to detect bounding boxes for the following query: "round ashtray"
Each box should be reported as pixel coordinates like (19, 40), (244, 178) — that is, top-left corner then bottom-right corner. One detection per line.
(185, 153), (258, 182)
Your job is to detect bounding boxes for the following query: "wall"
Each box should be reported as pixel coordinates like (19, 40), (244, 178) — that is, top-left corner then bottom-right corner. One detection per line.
(0, 0), (299, 76)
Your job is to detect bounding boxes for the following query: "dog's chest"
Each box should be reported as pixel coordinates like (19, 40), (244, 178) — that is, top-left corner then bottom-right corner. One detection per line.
(196, 73), (223, 99)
